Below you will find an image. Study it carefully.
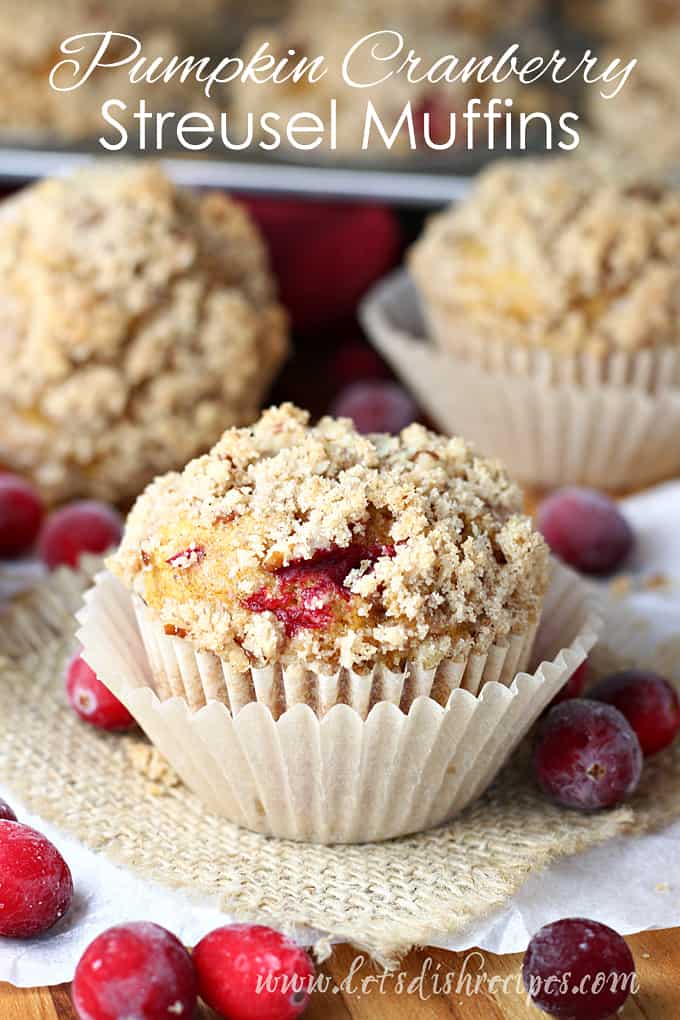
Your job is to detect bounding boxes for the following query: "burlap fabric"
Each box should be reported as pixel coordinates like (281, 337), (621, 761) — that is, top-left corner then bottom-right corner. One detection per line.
(0, 567), (678, 965)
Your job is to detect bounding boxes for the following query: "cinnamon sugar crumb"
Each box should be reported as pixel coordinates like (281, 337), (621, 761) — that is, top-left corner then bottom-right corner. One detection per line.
(110, 404), (550, 673)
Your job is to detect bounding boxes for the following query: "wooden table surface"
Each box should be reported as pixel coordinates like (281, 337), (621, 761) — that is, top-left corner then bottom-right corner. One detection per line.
(2, 929), (678, 1018)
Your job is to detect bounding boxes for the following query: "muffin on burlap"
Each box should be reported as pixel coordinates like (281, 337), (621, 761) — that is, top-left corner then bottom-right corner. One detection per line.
(361, 158), (680, 489)
(80, 403), (600, 842)
(109, 403), (550, 712)
(0, 164), (288, 506)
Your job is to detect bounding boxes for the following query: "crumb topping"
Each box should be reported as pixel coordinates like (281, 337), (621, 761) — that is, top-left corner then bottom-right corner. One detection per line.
(109, 403), (550, 673)
(409, 158), (680, 355)
(0, 164), (288, 504)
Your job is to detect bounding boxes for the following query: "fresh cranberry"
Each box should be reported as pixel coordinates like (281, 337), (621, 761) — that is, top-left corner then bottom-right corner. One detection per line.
(66, 653), (136, 732)
(523, 917), (636, 1020)
(0, 799), (17, 822)
(536, 487), (634, 576)
(331, 380), (419, 434)
(244, 543), (394, 637)
(0, 821), (73, 938)
(193, 924), (315, 1020)
(240, 197), (402, 333)
(72, 922), (196, 1020)
(330, 339), (387, 388)
(0, 474), (44, 558)
(551, 660), (589, 707)
(38, 501), (123, 569)
(533, 699), (642, 810)
(590, 670), (680, 757)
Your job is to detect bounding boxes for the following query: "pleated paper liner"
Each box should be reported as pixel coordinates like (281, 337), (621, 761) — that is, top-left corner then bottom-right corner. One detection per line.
(76, 562), (600, 844)
(361, 271), (680, 490)
(131, 594), (539, 717)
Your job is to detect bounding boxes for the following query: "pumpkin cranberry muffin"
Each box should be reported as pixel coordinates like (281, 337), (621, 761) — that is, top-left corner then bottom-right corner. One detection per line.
(409, 158), (680, 367)
(0, 164), (288, 506)
(109, 403), (550, 710)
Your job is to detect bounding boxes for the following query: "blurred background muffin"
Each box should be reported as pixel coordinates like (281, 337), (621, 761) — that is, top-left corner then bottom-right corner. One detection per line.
(0, 163), (288, 506)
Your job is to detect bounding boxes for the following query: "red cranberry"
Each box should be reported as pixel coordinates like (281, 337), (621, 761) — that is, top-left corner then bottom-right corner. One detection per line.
(66, 653), (136, 732)
(590, 669), (680, 757)
(523, 917), (636, 1020)
(0, 799), (17, 822)
(533, 699), (642, 810)
(536, 488), (634, 576)
(330, 339), (387, 388)
(0, 474), (44, 558)
(38, 501), (123, 569)
(193, 924), (315, 1020)
(0, 821), (73, 938)
(331, 380), (419, 435)
(240, 197), (402, 333)
(413, 96), (455, 146)
(551, 660), (589, 707)
(244, 543), (394, 637)
(72, 922), (196, 1020)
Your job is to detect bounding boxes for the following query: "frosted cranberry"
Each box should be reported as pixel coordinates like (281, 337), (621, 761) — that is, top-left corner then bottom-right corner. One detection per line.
(38, 501), (123, 569)
(0, 474), (44, 558)
(72, 922), (196, 1020)
(533, 700), (642, 810)
(331, 380), (419, 434)
(551, 660), (589, 707)
(536, 487), (633, 576)
(591, 669), (680, 757)
(0, 799), (17, 822)
(523, 918), (636, 1020)
(194, 924), (315, 1020)
(0, 821), (73, 938)
(244, 543), (395, 636)
(66, 653), (136, 732)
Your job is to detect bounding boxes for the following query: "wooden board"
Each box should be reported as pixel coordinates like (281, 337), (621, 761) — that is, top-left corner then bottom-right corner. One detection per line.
(2, 928), (678, 1018)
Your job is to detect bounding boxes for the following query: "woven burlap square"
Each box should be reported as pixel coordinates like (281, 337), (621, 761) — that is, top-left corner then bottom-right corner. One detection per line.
(1, 566), (678, 965)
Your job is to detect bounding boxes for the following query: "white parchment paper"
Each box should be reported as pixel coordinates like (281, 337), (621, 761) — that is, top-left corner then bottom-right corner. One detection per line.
(0, 482), (679, 985)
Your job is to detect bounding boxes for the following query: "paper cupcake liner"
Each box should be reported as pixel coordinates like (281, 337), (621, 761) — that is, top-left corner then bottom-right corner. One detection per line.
(131, 594), (539, 720)
(420, 290), (680, 394)
(75, 564), (600, 844)
(362, 271), (680, 490)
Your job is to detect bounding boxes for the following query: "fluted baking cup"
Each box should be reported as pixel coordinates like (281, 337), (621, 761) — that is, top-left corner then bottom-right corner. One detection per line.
(361, 271), (680, 490)
(131, 594), (539, 718)
(76, 563), (599, 844)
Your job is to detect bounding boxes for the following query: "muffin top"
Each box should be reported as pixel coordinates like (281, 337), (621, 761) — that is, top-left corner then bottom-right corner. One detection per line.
(110, 404), (550, 673)
(0, 164), (288, 504)
(409, 158), (680, 355)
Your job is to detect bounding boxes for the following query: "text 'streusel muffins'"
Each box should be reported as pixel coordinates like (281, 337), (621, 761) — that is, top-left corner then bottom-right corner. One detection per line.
(81, 405), (597, 843)
(0, 164), (288, 506)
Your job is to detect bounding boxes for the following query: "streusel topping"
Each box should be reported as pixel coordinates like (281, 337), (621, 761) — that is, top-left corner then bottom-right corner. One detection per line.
(409, 158), (680, 355)
(109, 404), (550, 673)
(0, 164), (288, 504)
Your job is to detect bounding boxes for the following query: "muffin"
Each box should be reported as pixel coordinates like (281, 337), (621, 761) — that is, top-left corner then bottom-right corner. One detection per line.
(109, 402), (550, 698)
(0, 164), (288, 505)
(360, 158), (680, 489)
(587, 29), (680, 177)
(79, 404), (597, 842)
(409, 158), (680, 379)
